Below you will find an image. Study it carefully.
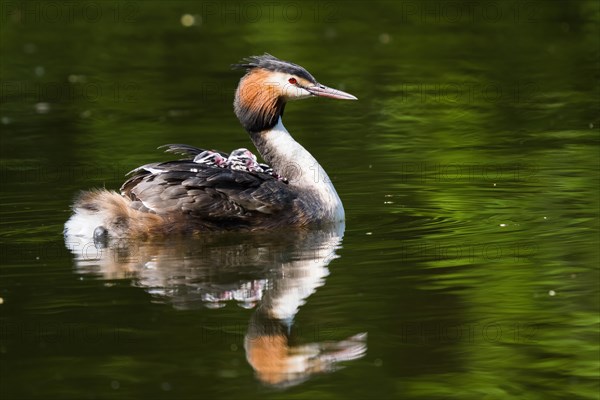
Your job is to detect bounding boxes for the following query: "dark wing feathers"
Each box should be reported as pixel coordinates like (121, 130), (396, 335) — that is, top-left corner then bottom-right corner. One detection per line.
(159, 144), (228, 158)
(120, 161), (295, 224)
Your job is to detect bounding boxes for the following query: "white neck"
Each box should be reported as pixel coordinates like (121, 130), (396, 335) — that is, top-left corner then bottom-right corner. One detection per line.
(252, 118), (344, 222)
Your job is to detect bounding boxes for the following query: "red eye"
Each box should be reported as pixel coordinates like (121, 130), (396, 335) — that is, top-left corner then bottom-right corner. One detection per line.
(288, 77), (297, 85)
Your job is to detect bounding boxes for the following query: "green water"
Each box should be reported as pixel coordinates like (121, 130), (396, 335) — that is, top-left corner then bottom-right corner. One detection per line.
(1, 1), (599, 399)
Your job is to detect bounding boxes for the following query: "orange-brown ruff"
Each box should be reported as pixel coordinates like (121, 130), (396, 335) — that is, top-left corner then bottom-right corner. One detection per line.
(235, 68), (284, 131)
(65, 54), (357, 239)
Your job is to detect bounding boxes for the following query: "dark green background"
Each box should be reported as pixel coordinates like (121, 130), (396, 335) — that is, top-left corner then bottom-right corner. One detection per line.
(1, 1), (599, 399)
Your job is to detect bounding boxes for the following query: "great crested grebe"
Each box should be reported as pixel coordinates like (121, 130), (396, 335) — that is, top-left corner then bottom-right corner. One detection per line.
(65, 54), (357, 239)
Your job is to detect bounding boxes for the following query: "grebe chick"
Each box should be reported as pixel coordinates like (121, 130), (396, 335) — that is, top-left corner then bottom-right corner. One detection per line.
(65, 53), (357, 238)
(193, 150), (227, 167)
(227, 148), (259, 171)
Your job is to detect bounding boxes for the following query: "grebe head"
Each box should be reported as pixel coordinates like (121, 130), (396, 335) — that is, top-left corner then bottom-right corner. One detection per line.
(233, 53), (357, 133)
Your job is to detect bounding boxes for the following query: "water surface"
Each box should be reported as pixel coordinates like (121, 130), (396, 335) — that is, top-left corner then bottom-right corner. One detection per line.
(1, 1), (599, 399)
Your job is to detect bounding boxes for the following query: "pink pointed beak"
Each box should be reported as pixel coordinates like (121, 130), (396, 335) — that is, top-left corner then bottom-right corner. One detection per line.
(306, 83), (357, 100)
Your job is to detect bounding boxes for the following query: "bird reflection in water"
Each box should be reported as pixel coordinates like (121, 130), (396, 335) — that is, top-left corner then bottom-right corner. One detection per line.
(65, 224), (366, 387)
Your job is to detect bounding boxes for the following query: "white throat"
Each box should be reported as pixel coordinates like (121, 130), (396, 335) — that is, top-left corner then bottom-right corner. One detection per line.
(254, 118), (344, 222)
